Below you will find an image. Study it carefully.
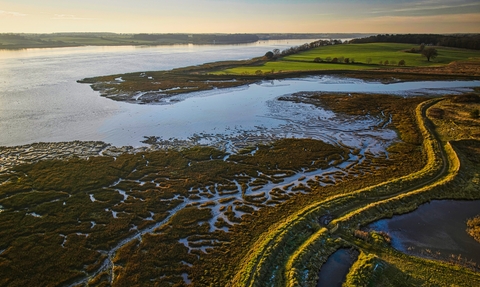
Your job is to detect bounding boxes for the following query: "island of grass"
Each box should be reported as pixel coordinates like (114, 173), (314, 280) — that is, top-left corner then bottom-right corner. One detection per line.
(78, 39), (480, 104)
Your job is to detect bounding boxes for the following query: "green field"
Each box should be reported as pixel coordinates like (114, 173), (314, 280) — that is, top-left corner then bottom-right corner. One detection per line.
(218, 43), (480, 75)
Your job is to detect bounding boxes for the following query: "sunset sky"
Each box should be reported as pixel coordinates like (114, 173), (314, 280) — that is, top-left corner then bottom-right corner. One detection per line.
(1, 0), (479, 33)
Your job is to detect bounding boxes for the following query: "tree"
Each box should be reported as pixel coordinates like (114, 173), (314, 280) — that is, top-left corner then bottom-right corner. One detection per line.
(273, 48), (281, 57)
(366, 58), (372, 64)
(384, 60), (389, 65)
(313, 57), (322, 63)
(325, 56), (332, 62)
(264, 51), (274, 59)
(398, 59), (406, 66)
(421, 47), (438, 62)
(344, 58), (350, 63)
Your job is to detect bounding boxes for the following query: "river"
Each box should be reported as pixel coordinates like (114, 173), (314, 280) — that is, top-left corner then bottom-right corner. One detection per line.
(1, 41), (479, 149)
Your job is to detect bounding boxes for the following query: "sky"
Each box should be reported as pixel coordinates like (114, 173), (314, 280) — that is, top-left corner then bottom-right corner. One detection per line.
(1, 0), (479, 34)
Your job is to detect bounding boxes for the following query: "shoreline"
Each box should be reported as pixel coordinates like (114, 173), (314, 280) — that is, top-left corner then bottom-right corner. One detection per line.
(79, 61), (480, 104)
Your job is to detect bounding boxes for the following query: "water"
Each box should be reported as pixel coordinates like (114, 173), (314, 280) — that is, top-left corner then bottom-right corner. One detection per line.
(368, 200), (480, 266)
(316, 249), (358, 287)
(1, 42), (480, 148)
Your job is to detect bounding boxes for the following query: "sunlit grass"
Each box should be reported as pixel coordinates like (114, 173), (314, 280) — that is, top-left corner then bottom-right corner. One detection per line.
(217, 43), (480, 75)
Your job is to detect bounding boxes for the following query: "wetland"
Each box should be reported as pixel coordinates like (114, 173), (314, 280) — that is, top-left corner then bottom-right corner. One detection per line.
(1, 39), (480, 286)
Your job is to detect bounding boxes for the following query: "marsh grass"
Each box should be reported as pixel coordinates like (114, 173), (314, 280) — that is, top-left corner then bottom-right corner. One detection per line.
(0, 137), (351, 286)
(2, 92), (478, 286)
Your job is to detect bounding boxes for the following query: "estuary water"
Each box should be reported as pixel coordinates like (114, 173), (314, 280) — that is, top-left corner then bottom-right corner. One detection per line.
(1, 41), (479, 149)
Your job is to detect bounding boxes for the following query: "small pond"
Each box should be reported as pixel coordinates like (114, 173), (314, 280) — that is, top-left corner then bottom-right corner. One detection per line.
(368, 200), (480, 267)
(316, 248), (359, 287)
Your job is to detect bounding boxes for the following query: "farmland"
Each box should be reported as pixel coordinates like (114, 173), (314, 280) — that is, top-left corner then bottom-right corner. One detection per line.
(218, 43), (480, 75)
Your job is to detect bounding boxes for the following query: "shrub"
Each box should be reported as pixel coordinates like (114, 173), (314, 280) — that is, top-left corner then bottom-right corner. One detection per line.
(384, 60), (389, 65)
(313, 57), (322, 63)
(366, 58), (372, 64)
(344, 58), (350, 64)
(331, 57), (338, 63)
(470, 109), (480, 119)
(398, 59), (406, 66)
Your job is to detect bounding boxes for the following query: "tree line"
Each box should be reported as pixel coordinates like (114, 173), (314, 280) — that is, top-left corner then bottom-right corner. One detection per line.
(132, 33), (259, 44)
(350, 34), (480, 50)
(265, 39), (343, 59)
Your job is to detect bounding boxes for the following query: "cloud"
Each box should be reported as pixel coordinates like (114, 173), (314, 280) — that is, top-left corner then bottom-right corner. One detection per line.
(370, 1), (480, 16)
(362, 12), (480, 33)
(52, 14), (94, 20)
(369, 13), (480, 24)
(0, 10), (27, 17)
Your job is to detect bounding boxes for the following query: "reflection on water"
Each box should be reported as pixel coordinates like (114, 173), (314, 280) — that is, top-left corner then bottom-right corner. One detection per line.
(1, 42), (480, 148)
(317, 249), (359, 287)
(368, 200), (480, 266)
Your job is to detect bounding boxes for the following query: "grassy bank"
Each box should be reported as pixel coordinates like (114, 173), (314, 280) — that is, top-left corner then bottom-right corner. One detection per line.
(79, 42), (480, 104)
(228, 93), (480, 287)
(217, 43), (480, 75)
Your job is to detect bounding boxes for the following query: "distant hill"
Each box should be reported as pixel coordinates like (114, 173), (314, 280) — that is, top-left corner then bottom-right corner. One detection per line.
(350, 34), (480, 50)
(0, 32), (375, 49)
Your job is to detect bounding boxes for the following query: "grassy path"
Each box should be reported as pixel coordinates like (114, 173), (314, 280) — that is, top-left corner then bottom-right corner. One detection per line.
(230, 98), (458, 286)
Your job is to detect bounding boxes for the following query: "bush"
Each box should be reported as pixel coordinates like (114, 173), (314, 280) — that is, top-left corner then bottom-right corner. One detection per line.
(384, 60), (389, 65)
(398, 60), (406, 66)
(470, 109), (480, 119)
(331, 57), (338, 63)
(313, 57), (322, 63)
